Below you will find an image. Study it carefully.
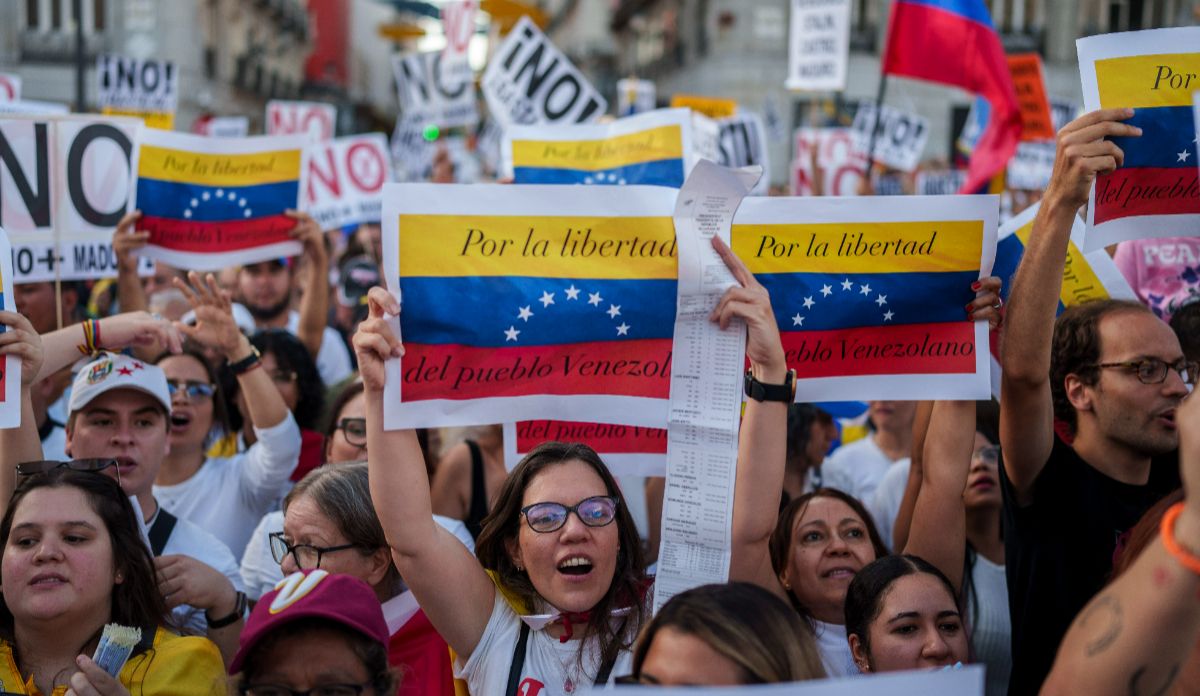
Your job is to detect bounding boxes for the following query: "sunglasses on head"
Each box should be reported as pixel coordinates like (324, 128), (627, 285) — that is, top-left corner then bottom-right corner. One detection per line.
(16, 459), (121, 486)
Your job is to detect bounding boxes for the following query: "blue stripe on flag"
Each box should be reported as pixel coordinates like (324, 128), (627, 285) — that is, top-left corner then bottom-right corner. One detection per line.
(135, 178), (299, 221)
(1111, 106), (1198, 169)
(512, 159), (687, 188)
(900, 0), (995, 27)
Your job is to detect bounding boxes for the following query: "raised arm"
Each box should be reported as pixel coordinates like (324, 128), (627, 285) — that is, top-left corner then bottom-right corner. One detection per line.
(34, 311), (183, 382)
(903, 401), (975, 591)
(714, 236), (791, 602)
(1000, 109), (1139, 503)
(113, 210), (150, 313)
(0, 312), (46, 515)
(891, 401), (933, 552)
(355, 287), (497, 658)
(1042, 390), (1200, 695)
(289, 211), (330, 359)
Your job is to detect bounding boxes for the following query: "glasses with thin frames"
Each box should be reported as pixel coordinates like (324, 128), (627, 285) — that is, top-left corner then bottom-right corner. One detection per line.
(972, 445), (1000, 464)
(520, 495), (619, 534)
(268, 532), (360, 571)
(239, 685), (369, 696)
(166, 380), (215, 401)
(336, 418), (367, 447)
(1092, 358), (1198, 386)
(16, 459), (121, 487)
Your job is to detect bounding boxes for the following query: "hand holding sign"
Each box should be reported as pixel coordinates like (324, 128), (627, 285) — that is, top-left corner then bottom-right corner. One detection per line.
(709, 236), (786, 379)
(112, 210), (150, 275)
(1046, 109), (1138, 213)
(352, 286), (404, 393)
(0, 312), (43, 389)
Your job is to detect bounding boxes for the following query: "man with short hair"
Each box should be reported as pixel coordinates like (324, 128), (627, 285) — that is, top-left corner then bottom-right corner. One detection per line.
(999, 108), (1184, 694)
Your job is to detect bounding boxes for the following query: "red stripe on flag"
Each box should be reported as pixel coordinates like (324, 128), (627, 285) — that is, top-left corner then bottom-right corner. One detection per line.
(516, 420), (668, 454)
(782, 322), (977, 378)
(140, 215), (297, 253)
(1093, 167), (1200, 224)
(400, 339), (672, 401)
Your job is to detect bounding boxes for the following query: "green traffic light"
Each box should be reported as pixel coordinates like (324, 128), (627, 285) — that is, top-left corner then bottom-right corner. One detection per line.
(422, 124), (440, 142)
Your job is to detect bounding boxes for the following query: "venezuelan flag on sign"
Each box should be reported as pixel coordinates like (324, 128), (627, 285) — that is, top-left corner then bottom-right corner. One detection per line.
(1090, 51), (1200, 224)
(735, 219), (983, 380)
(507, 110), (691, 188)
(882, 0), (1021, 194)
(397, 214), (678, 402)
(134, 131), (305, 261)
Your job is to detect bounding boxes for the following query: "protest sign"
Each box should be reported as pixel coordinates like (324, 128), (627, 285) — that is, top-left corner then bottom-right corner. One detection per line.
(306, 134), (392, 229)
(1077, 27), (1200, 251)
(389, 115), (437, 183)
(441, 1), (477, 59)
(482, 16), (606, 129)
(989, 200), (1136, 396)
(716, 112), (770, 194)
(617, 78), (656, 116)
(197, 116), (249, 138)
(786, 0), (851, 92)
(916, 169), (969, 195)
(956, 95), (989, 158)
(612, 665), (984, 695)
(266, 100), (337, 142)
(131, 130), (308, 270)
(795, 127), (866, 196)
(0, 115), (154, 282)
(731, 195), (997, 400)
(391, 50), (478, 130)
(1050, 97), (1077, 132)
(1007, 53), (1055, 141)
(0, 227), (19, 428)
(0, 100), (68, 116)
(381, 183), (678, 430)
(96, 55), (177, 130)
(505, 108), (701, 187)
(502, 421), (667, 476)
(670, 94), (738, 119)
(851, 101), (930, 172)
(0, 74), (20, 101)
(1006, 141), (1056, 190)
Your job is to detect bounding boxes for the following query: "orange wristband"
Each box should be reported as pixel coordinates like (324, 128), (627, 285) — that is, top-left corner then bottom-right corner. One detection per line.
(1161, 502), (1200, 576)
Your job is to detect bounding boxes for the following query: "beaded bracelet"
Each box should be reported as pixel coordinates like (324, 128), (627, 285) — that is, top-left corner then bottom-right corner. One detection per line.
(1161, 502), (1200, 576)
(76, 318), (102, 356)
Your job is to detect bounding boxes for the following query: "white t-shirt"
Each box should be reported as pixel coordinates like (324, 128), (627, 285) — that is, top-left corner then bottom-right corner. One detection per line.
(240, 509), (477, 600)
(868, 459), (912, 552)
(967, 554), (1011, 696)
(40, 423), (68, 463)
(813, 620), (859, 678)
(284, 310), (353, 387)
(153, 506), (245, 635)
(823, 436), (906, 504)
(455, 594), (634, 695)
(154, 413), (301, 559)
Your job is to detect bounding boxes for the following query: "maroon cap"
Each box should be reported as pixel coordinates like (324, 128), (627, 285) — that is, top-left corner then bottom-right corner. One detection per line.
(229, 569), (389, 674)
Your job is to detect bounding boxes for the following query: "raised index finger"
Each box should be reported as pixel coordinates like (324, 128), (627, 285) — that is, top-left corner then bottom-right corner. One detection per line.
(711, 235), (756, 288)
(366, 286), (400, 318)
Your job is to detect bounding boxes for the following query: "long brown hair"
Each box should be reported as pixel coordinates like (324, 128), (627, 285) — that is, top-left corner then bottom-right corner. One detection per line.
(475, 442), (646, 670)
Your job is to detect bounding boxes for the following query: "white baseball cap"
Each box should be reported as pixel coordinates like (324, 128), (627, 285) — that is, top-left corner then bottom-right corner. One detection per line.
(68, 352), (171, 415)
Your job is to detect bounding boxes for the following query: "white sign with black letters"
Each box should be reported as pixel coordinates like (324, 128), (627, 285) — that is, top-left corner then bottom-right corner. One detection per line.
(391, 50), (478, 129)
(96, 55), (178, 114)
(851, 101), (930, 172)
(786, 0), (851, 91)
(716, 112), (770, 195)
(482, 16), (607, 129)
(306, 134), (393, 229)
(916, 169), (970, 196)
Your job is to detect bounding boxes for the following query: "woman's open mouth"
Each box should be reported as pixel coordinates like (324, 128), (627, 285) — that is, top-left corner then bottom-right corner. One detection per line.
(557, 556), (594, 576)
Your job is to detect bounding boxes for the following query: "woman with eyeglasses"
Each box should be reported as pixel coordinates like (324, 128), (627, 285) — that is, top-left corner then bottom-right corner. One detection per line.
(352, 238), (780, 695)
(152, 272), (301, 560)
(268, 462), (455, 696)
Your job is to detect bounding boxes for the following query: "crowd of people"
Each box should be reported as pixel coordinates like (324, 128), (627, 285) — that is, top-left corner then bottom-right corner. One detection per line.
(0, 106), (1196, 696)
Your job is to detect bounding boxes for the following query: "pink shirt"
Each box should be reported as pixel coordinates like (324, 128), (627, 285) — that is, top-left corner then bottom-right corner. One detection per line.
(1112, 237), (1200, 320)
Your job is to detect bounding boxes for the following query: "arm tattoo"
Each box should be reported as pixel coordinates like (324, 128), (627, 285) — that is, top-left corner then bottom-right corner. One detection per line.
(1080, 595), (1123, 657)
(1128, 663), (1180, 696)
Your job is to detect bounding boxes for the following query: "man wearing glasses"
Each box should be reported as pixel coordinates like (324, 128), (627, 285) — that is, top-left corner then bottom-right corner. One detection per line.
(999, 109), (1187, 695)
(5, 351), (247, 665)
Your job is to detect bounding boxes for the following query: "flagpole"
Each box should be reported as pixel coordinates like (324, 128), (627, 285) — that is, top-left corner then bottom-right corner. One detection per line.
(864, 72), (889, 177)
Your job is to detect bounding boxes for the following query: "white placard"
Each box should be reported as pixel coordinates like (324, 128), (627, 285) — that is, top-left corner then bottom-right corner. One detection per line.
(0, 74), (21, 102)
(0, 115), (154, 282)
(1006, 141), (1056, 190)
(1077, 28), (1200, 251)
(0, 226), (21, 428)
(716, 113), (770, 195)
(482, 16), (607, 129)
(786, 0), (851, 92)
(617, 78), (657, 116)
(851, 101), (930, 173)
(441, 1), (477, 59)
(96, 54), (178, 115)
(306, 133), (393, 230)
(201, 116), (250, 138)
(612, 666), (985, 694)
(391, 50), (478, 130)
(916, 169), (969, 196)
(0, 100), (69, 116)
(266, 100), (337, 142)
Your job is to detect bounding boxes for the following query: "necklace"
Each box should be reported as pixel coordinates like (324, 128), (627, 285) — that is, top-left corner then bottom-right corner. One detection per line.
(543, 629), (589, 693)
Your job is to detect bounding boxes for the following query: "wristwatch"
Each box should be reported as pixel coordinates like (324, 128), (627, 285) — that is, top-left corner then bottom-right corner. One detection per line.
(206, 590), (247, 629)
(228, 345), (262, 376)
(744, 368), (797, 403)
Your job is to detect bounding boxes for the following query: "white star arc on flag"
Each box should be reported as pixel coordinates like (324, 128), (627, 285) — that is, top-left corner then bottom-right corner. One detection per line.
(803, 296), (815, 309)
(588, 292), (603, 306)
(820, 284), (833, 297)
(539, 291), (555, 307)
(504, 326), (520, 341)
(859, 284), (872, 296)
(607, 304), (621, 318)
(517, 306), (533, 321)
(565, 285), (581, 300)
(792, 313), (804, 326)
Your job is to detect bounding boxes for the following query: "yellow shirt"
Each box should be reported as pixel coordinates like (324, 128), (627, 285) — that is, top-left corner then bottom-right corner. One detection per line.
(0, 627), (227, 695)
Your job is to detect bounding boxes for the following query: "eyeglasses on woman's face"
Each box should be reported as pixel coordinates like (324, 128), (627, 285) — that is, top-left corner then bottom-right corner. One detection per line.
(166, 379), (215, 402)
(336, 418), (367, 447)
(268, 532), (360, 571)
(16, 459), (121, 486)
(519, 496), (619, 533)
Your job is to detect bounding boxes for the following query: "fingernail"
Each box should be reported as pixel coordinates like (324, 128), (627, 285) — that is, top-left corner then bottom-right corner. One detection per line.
(970, 281), (981, 291)
(965, 303), (974, 311)
(1133, 127), (1143, 135)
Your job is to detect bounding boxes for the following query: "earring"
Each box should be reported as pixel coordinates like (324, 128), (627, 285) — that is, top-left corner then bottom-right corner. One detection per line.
(114, 573), (124, 583)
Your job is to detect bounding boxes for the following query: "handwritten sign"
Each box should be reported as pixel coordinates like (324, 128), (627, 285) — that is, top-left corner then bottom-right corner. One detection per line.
(306, 133), (393, 229)
(96, 55), (178, 130)
(786, 0), (851, 91)
(916, 169), (969, 196)
(617, 78), (657, 116)
(392, 50), (478, 129)
(851, 101), (929, 172)
(503, 421), (667, 476)
(0, 226), (20, 427)
(1007, 53), (1055, 140)
(716, 113), (770, 195)
(266, 100), (337, 142)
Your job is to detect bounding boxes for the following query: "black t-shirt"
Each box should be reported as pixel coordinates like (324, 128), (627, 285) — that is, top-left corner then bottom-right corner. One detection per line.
(1000, 435), (1180, 695)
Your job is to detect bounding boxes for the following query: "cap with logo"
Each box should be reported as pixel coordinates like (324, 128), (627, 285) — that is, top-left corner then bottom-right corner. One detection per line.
(68, 352), (171, 415)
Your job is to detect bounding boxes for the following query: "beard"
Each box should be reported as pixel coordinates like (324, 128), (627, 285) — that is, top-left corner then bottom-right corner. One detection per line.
(244, 294), (292, 322)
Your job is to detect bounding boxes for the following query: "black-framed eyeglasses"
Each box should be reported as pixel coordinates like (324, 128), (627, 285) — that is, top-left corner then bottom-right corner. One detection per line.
(269, 369), (298, 385)
(336, 417), (367, 447)
(16, 459), (120, 487)
(1092, 358), (1198, 386)
(239, 685), (370, 696)
(268, 532), (361, 571)
(166, 380), (215, 401)
(520, 496), (619, 534)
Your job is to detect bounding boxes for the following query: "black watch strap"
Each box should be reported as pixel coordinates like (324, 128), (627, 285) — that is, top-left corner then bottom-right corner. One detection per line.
(744, 369), (796, 403)
(228, 346), (262, 376)
(206, 591), (247, 629)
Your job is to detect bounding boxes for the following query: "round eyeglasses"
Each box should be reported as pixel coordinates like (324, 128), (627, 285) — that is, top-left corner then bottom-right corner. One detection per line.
(520, 496), (619, 533)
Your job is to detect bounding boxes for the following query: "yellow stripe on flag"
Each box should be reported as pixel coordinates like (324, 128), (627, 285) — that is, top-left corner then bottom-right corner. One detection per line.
(102, 107), (175, 130)
(510, 125), (685, 172)
(1012, 222), (1111, 306)
(399, 215), (677, 279)
(1095, 53), (1200, 108)
(137, 145), (303, 187)
(733, 221), (983, 274)
(670, 94), (737, 118)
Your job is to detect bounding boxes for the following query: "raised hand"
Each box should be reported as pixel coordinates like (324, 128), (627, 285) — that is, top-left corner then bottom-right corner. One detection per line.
(101, 311), (183, 355)
(967, 275), (1004, 330)
(709, 236), (787, 379)
(1045, 108), (1141, 212)
(173, 271), (246, 359)
(0, 312), (44, 388)
(112, 210), (149, 275)
(351, 287), (403, 392)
